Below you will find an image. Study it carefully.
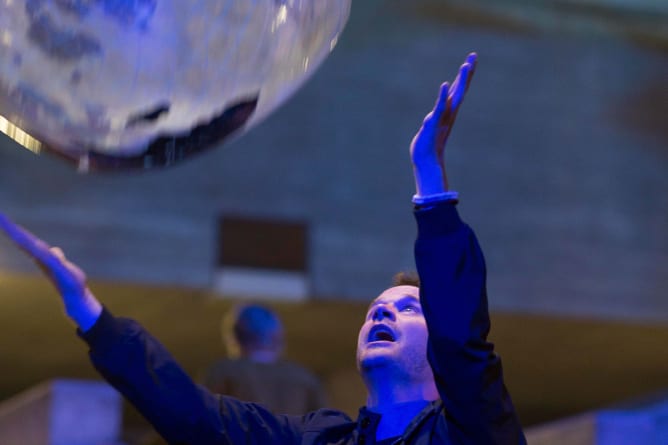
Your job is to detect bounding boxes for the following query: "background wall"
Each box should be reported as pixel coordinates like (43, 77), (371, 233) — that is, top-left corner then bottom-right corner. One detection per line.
(1, 0), (666, 321)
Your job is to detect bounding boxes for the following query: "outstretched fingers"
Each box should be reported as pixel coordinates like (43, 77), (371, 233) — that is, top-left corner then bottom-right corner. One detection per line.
(432, 81), (450, 117)
(464, 52), (478, 92)
(429, 53), (477, 130)
(450, 53), (477, 95)
(0, 213), (56, 267)
(450, 67), (472, 112)
(1, 213), (101, 330)
(0, 213), (85, 293)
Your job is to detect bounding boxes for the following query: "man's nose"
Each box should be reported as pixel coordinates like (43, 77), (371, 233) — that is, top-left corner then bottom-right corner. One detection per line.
(372, 305), (395, 321)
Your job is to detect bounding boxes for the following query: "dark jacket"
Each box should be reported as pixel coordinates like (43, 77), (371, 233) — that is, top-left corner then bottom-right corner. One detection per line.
(80, 203), (526, 444)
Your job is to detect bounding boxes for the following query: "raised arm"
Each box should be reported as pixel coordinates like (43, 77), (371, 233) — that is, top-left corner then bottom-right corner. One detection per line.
(0, 214), (305, 444)
(409, 55), (526, 444)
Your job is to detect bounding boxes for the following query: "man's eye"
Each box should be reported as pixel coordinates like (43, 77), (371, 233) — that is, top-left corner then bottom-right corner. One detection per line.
(402, 306), (417, 313)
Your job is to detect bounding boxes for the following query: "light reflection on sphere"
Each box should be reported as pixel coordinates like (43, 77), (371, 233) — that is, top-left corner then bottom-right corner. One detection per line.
(0, 0), (350, 171)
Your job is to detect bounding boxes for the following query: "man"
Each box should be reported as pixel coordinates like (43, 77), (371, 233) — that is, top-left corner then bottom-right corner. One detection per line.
(0, 52), (526, 444)
(200, 304), (326, 414)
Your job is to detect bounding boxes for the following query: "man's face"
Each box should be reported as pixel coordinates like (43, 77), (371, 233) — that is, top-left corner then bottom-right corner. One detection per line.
(356, 285), (432, 380)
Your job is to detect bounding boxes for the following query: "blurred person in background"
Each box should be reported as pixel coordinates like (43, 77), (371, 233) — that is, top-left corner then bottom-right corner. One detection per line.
(200, 303), (326, 414)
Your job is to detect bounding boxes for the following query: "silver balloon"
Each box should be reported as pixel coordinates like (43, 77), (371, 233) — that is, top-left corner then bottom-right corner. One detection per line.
(0, 0), (350, 171)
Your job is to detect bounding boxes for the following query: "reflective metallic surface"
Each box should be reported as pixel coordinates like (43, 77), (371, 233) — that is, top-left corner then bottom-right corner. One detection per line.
(0, 0), (350, 171)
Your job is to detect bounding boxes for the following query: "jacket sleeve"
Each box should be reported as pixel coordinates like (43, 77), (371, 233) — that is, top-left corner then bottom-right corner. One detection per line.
(413, 202), (526, 444)
(79, 309), (304, 445)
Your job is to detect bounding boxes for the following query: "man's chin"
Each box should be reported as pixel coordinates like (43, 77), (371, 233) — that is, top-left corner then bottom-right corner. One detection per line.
(358, 348), (396, 371)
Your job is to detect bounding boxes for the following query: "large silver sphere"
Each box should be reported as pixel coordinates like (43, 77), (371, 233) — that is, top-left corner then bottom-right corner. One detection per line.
(0, 0), (350, 171)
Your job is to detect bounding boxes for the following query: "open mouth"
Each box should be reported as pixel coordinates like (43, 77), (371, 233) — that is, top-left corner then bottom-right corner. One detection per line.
(368, 325), (396, 343)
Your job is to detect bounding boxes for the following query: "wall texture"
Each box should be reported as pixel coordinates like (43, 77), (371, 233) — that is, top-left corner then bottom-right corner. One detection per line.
(1, 0), (666, 321)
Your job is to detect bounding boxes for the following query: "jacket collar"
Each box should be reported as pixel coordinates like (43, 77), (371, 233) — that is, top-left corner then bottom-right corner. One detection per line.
(355, 400), (443, 445)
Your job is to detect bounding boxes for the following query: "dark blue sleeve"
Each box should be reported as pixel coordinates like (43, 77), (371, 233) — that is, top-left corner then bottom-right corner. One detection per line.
(79, 309), (304, 445)
(414, 202), (526, 445)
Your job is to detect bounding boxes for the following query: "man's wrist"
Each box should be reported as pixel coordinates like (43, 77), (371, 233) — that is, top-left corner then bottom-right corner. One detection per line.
(412, 191), (459, 205)
(413, 162), (447, 197)
(66, 289), (103, 332)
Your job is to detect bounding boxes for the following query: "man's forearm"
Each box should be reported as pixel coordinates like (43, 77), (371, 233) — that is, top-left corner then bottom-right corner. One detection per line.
(414, 202), (525, 444)
(80, 309), (226, 444)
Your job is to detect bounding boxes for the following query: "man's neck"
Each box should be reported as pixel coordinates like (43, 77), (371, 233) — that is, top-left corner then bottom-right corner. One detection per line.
(363, 367), (437, 408)
(363, 370), (438, 440)
(366, 383), (433, 408)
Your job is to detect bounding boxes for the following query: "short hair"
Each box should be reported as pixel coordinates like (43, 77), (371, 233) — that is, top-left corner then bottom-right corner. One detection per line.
(223, 304), (283, 351)
(392, 271), (420, 287)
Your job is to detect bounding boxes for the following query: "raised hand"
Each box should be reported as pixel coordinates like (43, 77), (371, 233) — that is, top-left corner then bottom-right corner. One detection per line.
(0, 213), (102, 331)
(411, 52), (477, 198)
